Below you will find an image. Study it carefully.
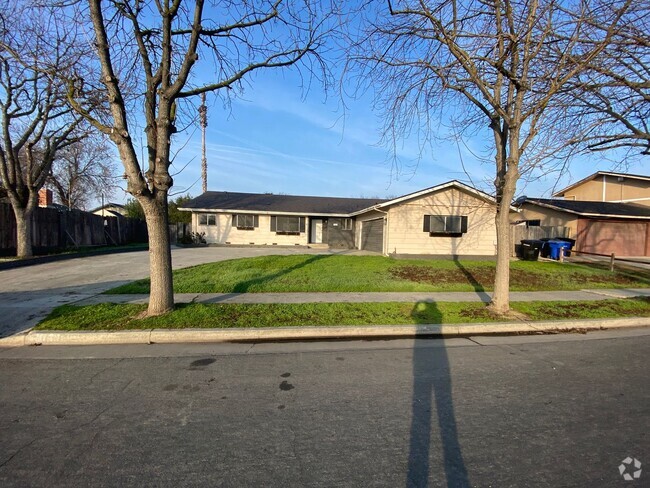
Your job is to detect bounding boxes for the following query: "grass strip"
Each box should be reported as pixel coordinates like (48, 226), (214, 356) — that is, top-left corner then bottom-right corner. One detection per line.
(36, 298), (650, 331)
(105, 255), (650, 295)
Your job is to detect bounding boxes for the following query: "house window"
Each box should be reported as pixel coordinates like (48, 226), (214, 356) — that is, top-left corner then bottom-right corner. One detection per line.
(423, 215), (468, 235)
(270, 216), (305, 235)
(233, 214), (259, 230)
(525, 219), (541, 227)
(199, 214), (216, 226)
(342, 218), (353, 230)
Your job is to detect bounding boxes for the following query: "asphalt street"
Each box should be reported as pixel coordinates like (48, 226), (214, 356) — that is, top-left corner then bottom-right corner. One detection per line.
(1, 329), (648, 487)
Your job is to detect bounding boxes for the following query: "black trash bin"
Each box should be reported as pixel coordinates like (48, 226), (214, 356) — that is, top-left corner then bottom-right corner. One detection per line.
(538, 238), (552, 258)
(520, 239), (543, 261)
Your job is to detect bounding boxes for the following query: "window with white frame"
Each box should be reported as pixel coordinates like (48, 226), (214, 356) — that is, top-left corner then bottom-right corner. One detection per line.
(233, 214), (259, 230)
(270, 216), (305, 235)
(423, 215), (468, 235)
(199, 214), (216, 226)
(342, 218), (353, 230)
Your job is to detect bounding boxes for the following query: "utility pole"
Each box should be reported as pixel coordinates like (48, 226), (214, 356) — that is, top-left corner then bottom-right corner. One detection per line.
(199, 92), (208, 193)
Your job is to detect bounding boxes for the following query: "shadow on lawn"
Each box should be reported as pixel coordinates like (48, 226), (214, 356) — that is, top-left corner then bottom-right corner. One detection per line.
(452, 257), (485, 293)
(407, 301), (470, 487)
(231, 254), (332, 292)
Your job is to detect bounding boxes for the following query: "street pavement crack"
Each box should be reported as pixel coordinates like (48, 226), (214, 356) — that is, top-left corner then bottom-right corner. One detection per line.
(87, 358), (125, 385)
(0, 438), (38, 470)
(285, 421), (306, 483)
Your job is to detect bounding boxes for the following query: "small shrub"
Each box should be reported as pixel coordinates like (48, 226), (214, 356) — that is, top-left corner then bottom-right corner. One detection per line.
(178, 231), (206, 245)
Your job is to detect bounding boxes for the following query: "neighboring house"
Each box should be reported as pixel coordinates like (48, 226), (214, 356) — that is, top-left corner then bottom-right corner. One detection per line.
(91, 203), (127, 218)
(179, 181), (504, 256)
(515, 198), (650, 257)
(553, 171), (650, 207)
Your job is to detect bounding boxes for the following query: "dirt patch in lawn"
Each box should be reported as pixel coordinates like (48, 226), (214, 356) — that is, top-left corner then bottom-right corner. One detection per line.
(390, 264), (643, 290)
(390, 265), (543, 290)
(525, 297), (650, 319)
(458, 307), (501, 320)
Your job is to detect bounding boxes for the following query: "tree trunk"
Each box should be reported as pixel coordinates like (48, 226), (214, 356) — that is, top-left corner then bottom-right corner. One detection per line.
(490, 200), (511, 314)
(490, 172), (518, 315)
(13, 205), (34, 258)
(142, 198), (174, 316)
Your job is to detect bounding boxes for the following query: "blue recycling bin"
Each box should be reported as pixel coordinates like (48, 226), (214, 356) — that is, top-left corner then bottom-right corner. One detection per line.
(546, 240), (572, 260)
(554, 237), (575, 257)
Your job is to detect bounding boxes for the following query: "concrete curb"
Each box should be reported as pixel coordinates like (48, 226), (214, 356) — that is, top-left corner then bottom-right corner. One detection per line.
(1, 317), (648, 347)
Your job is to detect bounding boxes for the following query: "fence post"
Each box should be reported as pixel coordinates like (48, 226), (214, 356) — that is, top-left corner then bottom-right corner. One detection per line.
(610, 253), (615, 272)
(559, 246), (564, 263)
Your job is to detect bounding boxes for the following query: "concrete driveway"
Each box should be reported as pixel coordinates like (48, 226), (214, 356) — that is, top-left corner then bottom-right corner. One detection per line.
(0, 246), (342, 338)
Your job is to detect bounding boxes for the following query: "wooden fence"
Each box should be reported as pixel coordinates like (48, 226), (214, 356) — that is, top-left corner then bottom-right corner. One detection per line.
(0, 203), (148, 256)
(168, 222), (192, 244)
(511, 224), (570, 256)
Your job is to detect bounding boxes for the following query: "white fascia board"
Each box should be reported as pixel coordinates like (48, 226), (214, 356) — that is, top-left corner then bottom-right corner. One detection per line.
(177, 207), (351, 218)
(598, 171), (650, 182)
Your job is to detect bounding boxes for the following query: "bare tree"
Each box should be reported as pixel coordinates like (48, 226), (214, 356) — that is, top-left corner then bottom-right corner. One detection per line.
(68, 0), (332, 316)
(48, 134), (118, 210)
(350, 0), (631, 314)
(0, 3), (84, 257)
(564, 3), (650, 156)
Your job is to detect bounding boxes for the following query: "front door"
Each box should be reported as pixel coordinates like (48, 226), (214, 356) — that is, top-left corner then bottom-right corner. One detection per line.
(311, 219), (323, 244)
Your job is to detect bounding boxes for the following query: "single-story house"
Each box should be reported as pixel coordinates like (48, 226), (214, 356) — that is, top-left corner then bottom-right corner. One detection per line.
(91, 203), (128, 218)
(179, 180), (505, 256)
(553, 171), (650, 207)
(515, 198), (650, 256)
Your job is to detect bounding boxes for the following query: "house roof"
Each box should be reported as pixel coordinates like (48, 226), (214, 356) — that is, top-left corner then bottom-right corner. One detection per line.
(180, 180), (513, 217)
(90, 202), (126, 213)
(520, 198), (650, 219)
(553, 171), (650, 197)
(179, 191), (388, 216)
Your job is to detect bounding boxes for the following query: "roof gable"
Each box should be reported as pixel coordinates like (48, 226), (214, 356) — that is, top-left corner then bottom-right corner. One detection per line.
(553, 171), (650, 197)
(351, 180), (511, 215)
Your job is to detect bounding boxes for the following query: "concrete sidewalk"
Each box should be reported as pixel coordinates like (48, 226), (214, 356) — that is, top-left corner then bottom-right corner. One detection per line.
(80, 287), (650, 305)
(1, 288), (648, 348)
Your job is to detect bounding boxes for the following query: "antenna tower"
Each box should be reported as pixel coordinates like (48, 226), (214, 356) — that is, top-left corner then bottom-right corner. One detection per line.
(199, 92), (208, 193)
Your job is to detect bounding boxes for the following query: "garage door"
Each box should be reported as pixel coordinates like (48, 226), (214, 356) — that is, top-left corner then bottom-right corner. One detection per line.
(577, 219), (649, 256)
(361, 218), (384, 253)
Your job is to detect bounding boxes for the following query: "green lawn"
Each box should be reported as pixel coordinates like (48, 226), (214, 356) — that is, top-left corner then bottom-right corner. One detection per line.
(106, 254), (650, 294)
(36, 298), (650, 330)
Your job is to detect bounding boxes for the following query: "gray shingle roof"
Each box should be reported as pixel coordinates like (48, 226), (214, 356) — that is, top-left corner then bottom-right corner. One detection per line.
(180, 191), (387, 215)
(523, 198), (650, 218)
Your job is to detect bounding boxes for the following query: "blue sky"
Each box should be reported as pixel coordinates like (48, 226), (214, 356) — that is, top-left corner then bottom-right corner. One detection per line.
(112, 61), (648, 205)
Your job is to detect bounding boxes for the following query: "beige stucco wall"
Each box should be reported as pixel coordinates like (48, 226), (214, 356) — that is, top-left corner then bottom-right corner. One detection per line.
(562, 175), (650, 206)
(384, 188), (497, 256)
(192, 212), (309, 246)
(515, 204), (579, 238)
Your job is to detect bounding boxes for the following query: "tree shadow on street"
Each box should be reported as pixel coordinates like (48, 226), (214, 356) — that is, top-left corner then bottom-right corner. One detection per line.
(407, 301), (470, 487)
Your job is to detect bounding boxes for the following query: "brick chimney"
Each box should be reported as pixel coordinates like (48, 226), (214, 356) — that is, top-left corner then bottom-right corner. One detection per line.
(38, 188), (53, 207)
